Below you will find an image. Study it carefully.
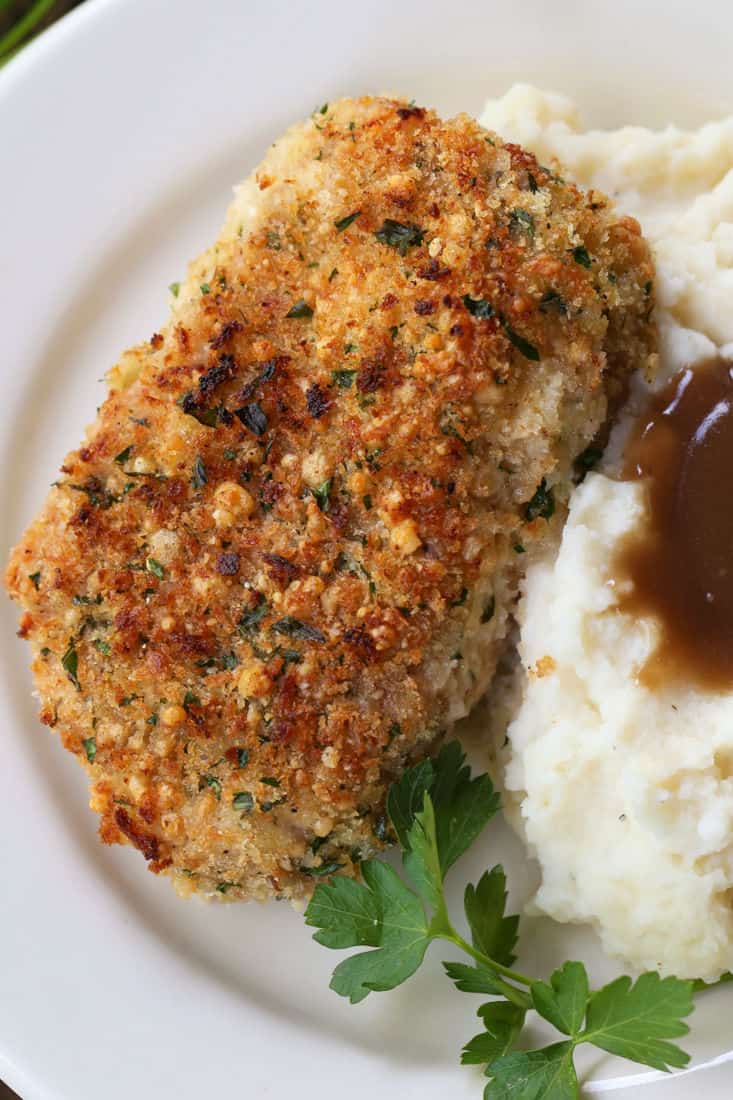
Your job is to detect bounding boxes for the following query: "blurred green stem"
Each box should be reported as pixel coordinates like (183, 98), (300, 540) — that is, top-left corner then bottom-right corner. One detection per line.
(0, 0), (57, 64)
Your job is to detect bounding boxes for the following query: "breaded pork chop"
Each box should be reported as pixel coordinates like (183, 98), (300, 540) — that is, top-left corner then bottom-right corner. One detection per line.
(6, 97), (656, 901)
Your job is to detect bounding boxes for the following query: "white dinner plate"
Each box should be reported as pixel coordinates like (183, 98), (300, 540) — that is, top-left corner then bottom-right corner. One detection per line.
(1, 1), (732, 1097)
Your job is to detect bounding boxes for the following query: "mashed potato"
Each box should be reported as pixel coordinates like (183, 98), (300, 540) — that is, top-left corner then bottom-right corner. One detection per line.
(480, 85), (733, 979)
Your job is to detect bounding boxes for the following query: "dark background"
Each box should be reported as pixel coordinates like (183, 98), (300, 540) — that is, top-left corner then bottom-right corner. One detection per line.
(2, 4), (86, 1095)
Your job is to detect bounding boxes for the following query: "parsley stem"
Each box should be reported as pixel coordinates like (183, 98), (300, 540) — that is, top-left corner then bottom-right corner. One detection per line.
(437, 928), (533, 1008)
(0, 0), (55, 62)
(451, 929), (534, 988)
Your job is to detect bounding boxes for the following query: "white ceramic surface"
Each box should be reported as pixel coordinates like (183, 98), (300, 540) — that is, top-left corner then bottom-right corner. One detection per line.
(1, 1), (731, 1097)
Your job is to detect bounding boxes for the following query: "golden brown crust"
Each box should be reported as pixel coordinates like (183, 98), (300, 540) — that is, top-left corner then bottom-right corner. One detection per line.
(5, 97), (656, 900)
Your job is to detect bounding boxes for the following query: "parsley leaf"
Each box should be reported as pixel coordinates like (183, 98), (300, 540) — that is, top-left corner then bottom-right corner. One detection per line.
(387, 758), (435, 849)
(429, 742), (500, 873)
(316, 860), (430, 1003)
(464, 866), (519, 967)
(306, 871), (383, 950)
(531, 962), (589, 1037)
(581, 973), (693, 1071)
(485, 1042), (578, 1100)
(462, 1001), (526, 1065)
(443, 961), (505, 996)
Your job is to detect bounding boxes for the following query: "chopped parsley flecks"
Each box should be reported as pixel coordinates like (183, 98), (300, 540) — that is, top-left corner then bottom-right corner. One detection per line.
(539, 289), (568, 316)
(374, 220), (425, 256)
(114, 445), (134, 465)
(481, 597), (496, 624)
(332, 369), (356, 389)
(334, 211), (361, 232)
(191, 455), (208, 489)
(271, 616), (326, 643)
(573, 245), (592, 269)
(200, 774), (221, 800)
(525, 479), (555, 521)
(146, 557), (165, 579)
(300, 862), (344, 877)
(239, 598), (268, 635)
(62, 641), (79, 689)
(462, 294), (495, 319)
(235, 401), (268, 437)
(510, 208), (535, 237)
(503, 323), (540, 362)
(286, 299), (314, 319)
(310, 479), (331, 512)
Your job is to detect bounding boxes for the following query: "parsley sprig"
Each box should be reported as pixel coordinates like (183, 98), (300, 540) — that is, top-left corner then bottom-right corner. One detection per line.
(305, 743), (696, 1098)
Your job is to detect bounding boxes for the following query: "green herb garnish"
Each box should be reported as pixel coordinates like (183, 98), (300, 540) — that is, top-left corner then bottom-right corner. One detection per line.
(239, 598), (268, 635)
(271, 616), (326, 643)
(146, 557), (165, 579)
(62, 641), (79, 689)
(286, 299), (314, 319)
(573, 246), (592, 269)
(301, 862), (344, 877)
(462, 294), (495, 319)
(310, 479), (332, 512)
(305, 744), (695, 1097)
(510, 209), (535, 237)
(114, 445), (133, 465)
(191, 455), (208, 489)
(374, 220), (425, 255)
(82, 736), (96, 763)
(502, 323), (540, 362)
(332, 369), (356, 389)
(233, 791), (254, 813)
(335, 211), (361, 232)
(524, 479), (555, 521)
(28, 571), (41, 589)
(200, 774), (221, 800)
(169, 281), (180, 297)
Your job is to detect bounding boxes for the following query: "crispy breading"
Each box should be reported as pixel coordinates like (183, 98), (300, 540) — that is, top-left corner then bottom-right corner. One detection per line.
(5, 97), (656, 900)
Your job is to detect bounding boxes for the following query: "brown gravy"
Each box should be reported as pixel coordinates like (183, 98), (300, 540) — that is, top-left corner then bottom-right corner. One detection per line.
(618, 357), (733, 690)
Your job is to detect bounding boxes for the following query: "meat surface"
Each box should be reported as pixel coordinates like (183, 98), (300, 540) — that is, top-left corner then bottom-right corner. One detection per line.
(5, 96), (656, 900)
